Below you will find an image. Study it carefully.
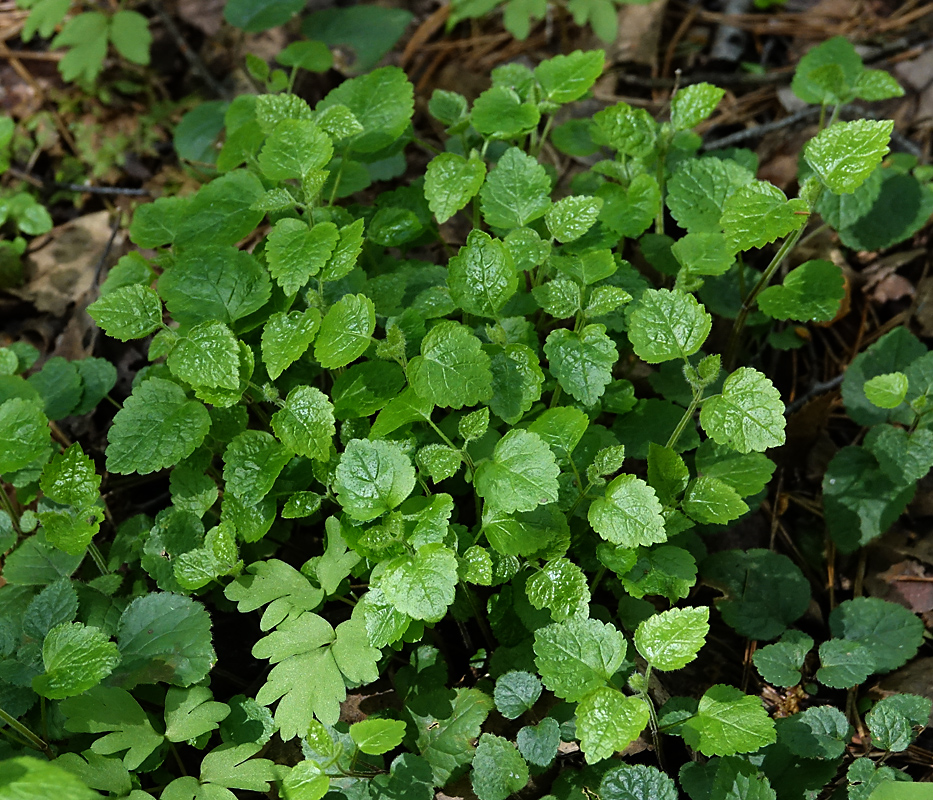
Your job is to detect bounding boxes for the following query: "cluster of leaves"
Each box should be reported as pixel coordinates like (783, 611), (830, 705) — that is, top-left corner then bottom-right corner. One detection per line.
(1, 36), (932, 800)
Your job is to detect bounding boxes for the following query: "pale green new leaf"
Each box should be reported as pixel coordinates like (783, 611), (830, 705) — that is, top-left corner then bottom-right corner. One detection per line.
(479, 147), (551, 229)
(106, 378), (210, 475)
(634, 607), (709, 671)
(40, 443), (99, 507)
(258, 119), (332, 182)
(526, 558), (590, 620)
(320, 218), (365, 283)
(533, 279), (581, 319)
(757, 259), (845, 323)
(0, 397), (49, 475)
(164, 686), (230, 743)
(380, 543), (458, 621)
(533, 616), (628, 702)
(589, 474), (666, 548)
(407, 321), (492, 409)
(267, 219), (339, 296)
(350, 719), (407, 755)
(666, 157), (753, 234)
(88, 285), (163, 341)
(272, 386), (335, 461)
(864, 373), (908, 409)
(334, 438), (415, 521)
(700, 368), (785, 453)
(447, 230), (517, 318)
(670, 82), (725, 130)
(682, 684), (776, 756)
(167, 321), (240, 390)
(721, 182), (809, 252)
(577, 688), (649, 763)
(628, 288), (711, 363)
(545, 196), (603, 243)
(109, 10), (151, 65)
(261, 308), (321, 380)
(32, 622), (120, 699)
(471, 86), (540, 139)
(682, 476), (749, 525)
(314, 293), (376, 369)
(544, 324), (617, 406)
(534, 49), (604, 103)
(474, 429), (560, 513)
(424, 152), (486, 224)
(804, 120), (893, 194)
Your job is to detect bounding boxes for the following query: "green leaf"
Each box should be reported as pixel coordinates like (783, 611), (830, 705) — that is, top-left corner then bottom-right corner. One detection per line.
(545, 196), (603, 243)
(267, 219), (339, 296)
(335, 438), (415, 521)
(471, 86), (540, 139)
(129, 195), (189, 248)
(380, 543), (457, 621)
(174, 521), (241, 591)
(488, 344), (544, 424)
(407, 321), (492, 409)
(471, 733), (529, 800)
(224, 558), (323, 623)
(271, 386), (335, 462)
(106, 378), (210, 475)
(829, 596), (924, 674)
(752, 631), (813, 687)
(720, 182), (809, 252)
(321, 218), (365, 283)
(863, 373), (908, 409)
(620, 545), (697, 603)
(865, 425), (933, 485)
(647, 443), (689, 505)
(533, 279), (581, 319)
(494, 671), (542, 719)
(109, 10), (150, 65)
(823, 446), (914, 553)
(416, 444), (461, 483)
(21, 0), (70, 42)
(314, 293), (376, 369)
(167, 321), (240, 390)
(164, 686), (230, 743)
(482, 504), (568, 558)
(683, 476), (749, 525)
(600, 765), (678, 800)
(40, 443), (98, 508)
(176, 171), (265, 248)
(52, 11), (108, 82)
(589, 474), (666, 548)
(683, 684), (776, 756)
(224, 0), (304, 30)
(757, 259), (845, 323)
(110, 592), (214, 689)
(261, 308), (321, 380)
(791, 36), (863, 104)
(61, 686), (164, 770)
(779, 705), (851, 760)
(597, 173), (661, 239)
(0, 397), (49, 475)
(302, 6), (411, 74)
(479, 147), (551, 229)
(671, 83), (726, 130)
(533, 616), (628, 702)
(531, 48), (603, 102)
(350, 719), (407, 755)
(703, 549), (810, 640)
(317, 66), (414, 153)
(0, 757), (104, 800)
(577, 688), (649, 763)
(666, 157), (753, 234)
(671, 232), (734, 278)
(198, 742), (277, 793)
(628, 288), (712, 364)
(424, 152), (486, 224)
(804, 120), (893, 194)
(332, 361), (404, 420)
(414, 687), (493, 785)
(88, 284), (163, 341)
(517, 717), (560, 767)
(700, 368), (785, 453)
(159, 245), (270, 327)
(634, 606), (709, 671)
(816, 639), (875, 689)
(593, 101), (657, 158)
(526, 558), (590, 620)
(866, 694), (932, 752)
(447, 230), (517, 318)
(259, 120), (332, 182)
(474, 429), (559, 513)
(544, 324), (617, 406)
(224, 430), (291, 505)
(32, 621), (120, 699)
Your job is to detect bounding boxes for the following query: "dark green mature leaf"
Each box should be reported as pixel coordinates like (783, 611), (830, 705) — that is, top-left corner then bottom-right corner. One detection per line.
(494, 671), (542, 719)
(589, 474), (666, 548)
(408, 321), (492, 409)
(533, 616), (628, 702)
(683, 684), (776, 757)
(867, 694), (932, 752)
(837, 171), (933, 252)
(601, 764), (678, 800)
(752, 631), (813, 687)
(804, 120), (893, 194)
(517, 718), (560, 767)
(757, 259), (845, 323)
(224, 430), (290, 505)
(224, 0), (304, 30)
(480, 147), (551, 229)
(475, 429), (559, 513)
(703, 549), (810, 640)
(829, 596), (924, 674)
(628, 288), (711, 363)
(303, 5), (412, 74)
(176, 170), (265, 247)
(471, 86), (540, 140)
(0, 397), (49, 475)
(425, 152), (486, 223)
(112, 592), (215, 688)
(471, 733), (529, 800)
(488, 343), (544, 424)
(106, 378), (210, 475)
(577, 688), (649, 764)
(88, 284), (163, 341)
(700, 368), (785, 453)
(159, 245), (271, 327)
(414, 687), (493, 785)
(544, 324), (617, 405)
(779, 706), (850, 760)
(335, 438), (415, 521)
(866, 425), (933, 485)
(816, 639), (874, 689)
(448, 230), (517, 318)
(683, 476), (748, 525)
(482, 503), (568, 558)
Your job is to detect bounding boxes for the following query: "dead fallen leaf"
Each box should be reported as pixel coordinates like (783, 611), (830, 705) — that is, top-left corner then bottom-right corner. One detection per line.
(878, 560), (933, 614)
(609, 0), (669, 67)
(177, 0), (226, 36)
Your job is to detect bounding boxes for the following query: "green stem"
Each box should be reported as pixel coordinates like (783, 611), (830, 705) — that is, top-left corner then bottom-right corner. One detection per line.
(532, 116), (555, 158)
(0, 490), (22, 537)
(640, 666), (664, 771)
(87, 542), (109, 575)
(666, 386), (703, 451)
(427, 419), (474, 473)
(0, 705), (49, 755)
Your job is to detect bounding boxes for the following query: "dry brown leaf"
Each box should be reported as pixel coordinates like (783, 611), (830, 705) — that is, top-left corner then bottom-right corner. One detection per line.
(609, 0), (669, 67)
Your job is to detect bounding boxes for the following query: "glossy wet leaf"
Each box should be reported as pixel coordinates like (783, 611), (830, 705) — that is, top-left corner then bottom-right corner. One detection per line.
(804, 120), (893, 195)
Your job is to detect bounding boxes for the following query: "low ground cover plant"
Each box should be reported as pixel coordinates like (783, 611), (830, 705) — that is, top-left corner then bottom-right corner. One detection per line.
(1, 35), (932, 800)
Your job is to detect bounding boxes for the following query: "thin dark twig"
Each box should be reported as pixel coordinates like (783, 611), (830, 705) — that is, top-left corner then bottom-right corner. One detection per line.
(784, 374), (844, 416)
(54, 182), (152, 196)
(702, 107), (820, 151)
(93, 215), (123, 286)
